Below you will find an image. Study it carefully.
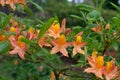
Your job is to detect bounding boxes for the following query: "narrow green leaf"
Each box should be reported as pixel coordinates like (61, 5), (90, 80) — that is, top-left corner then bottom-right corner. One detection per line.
(110, 2), (120, 12)
(98, 0), (105, 11)
(0, 41), (10, 53)
(111, 17), (120, 27)
(24, 5), (33, 16)
(76, 4), (95, 11)
(54, 16), (59, 21)
(70, 15), (83, 20)
(38, 18), (54, 38)
(112, 41), (118, 50)
(2, 13), (13, 29)
(20, 38), (35, 44)
(29, 0), (44, 12)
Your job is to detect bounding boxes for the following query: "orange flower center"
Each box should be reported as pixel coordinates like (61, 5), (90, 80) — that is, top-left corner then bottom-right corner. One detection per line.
(17, 41), (26, 48)
(106, 61), (113, 73)
(0, 35), (6, 41)
(57, 34), (66, 45)
(10, 26), (16, 32)
(17, 35), (26, 48)
(75, 36), (82, 45)
(95, 56), (104, 69)
(52, 21), (60, 34)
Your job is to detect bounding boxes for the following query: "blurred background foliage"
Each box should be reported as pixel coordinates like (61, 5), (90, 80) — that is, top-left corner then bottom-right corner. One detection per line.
(0, 0), (119, 27)
(29, 0), (119, 26)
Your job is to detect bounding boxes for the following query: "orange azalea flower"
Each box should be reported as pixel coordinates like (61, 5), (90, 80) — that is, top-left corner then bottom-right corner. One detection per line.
(102, 60), (118, 80)
(9, 35), (26, 60)
(0, 35), (6, 41)
(51, 34), (70, 57)
(24, 27), (37, 40)
(0, 0), (5, 6)
(6, 0), (16, 10)
(84, 51), (104, 79)
(38, 37), (51, 48)
(91, 26), (101, 33)
(72, 36), (87, 56)
(48, 20), (62, 39)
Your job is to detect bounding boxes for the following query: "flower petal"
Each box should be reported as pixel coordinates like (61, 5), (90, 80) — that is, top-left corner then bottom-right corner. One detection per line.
(77, 47), (84, 54)
(9, 47), (18, 54)
(60, 47), (68, 57)
(73, 48), (77, 56)
(18, 50), (25, 60)
(84, 68), (103, 79)
(51, 46), (59, 54)
(9, 35), (18, 47)
(87, 57), (95, 68)
(79, 42), (87, 48)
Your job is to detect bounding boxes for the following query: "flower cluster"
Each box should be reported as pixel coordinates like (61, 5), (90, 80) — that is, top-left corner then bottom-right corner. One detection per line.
(0, 0), (25, 10)
(0, 18), (87, 60)
(84, 51), (119, 80)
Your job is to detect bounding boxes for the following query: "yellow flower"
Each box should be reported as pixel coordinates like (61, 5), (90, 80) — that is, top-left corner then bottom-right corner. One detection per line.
(48, 20), (62, 39)
(28, 27), (35, 34)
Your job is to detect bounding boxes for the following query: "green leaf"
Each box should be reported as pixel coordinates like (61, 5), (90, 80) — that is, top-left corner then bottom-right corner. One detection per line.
(111, 17), (120, 27)
(29, 0), (44, 12)
(112, 41), (118, 50)
(2, 13), (13, 29)
(20, 38), (35, 44)
(86, 10), (101, 22)
(98, 0), (105, 11)
(110, 2), (120, 12)
(76, 4), (95, 12)
(24, 5), (33, 16)
(70, 15), (83, 20)
(0, 41), (10, 54)
(38, 17), (54, 38)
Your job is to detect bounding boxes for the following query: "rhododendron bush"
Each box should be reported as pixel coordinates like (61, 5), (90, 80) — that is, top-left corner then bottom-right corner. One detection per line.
(0, 0), (120, 80)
